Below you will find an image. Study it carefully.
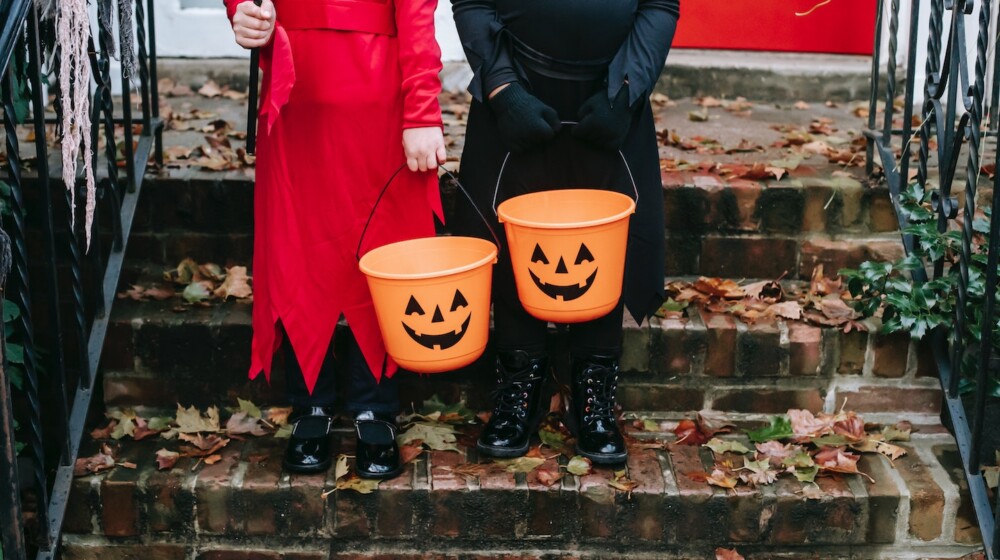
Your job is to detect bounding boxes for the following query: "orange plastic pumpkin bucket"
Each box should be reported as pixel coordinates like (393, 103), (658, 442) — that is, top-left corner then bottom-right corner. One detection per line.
(360, 236), (497, 373)
(497, 189), (635, 323)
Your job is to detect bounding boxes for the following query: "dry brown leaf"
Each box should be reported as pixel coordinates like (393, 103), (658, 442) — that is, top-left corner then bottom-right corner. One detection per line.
(215, 266), (253, 300)
(204, 454), (223, 465)
(716, 548), (746, 560)
(198, 80), (223, 98)
(767, 301), (802, 320)
(793, 101), (811, 110)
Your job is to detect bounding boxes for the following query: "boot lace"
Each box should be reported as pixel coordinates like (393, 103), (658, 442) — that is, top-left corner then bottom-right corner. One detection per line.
(491, 362), (542, 419)
(581, 363), (619, 422)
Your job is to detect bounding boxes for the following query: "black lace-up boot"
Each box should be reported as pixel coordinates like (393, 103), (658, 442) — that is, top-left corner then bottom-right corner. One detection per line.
(477, 350), (548, 458)
(572, 354), (627, 464)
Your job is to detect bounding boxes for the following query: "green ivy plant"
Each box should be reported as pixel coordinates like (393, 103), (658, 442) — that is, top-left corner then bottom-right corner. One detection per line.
(840, 181), (1000, 394)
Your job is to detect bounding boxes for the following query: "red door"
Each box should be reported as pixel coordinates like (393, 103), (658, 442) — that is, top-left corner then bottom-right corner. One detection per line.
(672, 0), (877, 55)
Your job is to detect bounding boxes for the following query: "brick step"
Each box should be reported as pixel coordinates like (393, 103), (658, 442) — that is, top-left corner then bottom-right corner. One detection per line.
(61, 427), (982, 559)
(102, 284), (942, 422)
(124, 167), (906, 269)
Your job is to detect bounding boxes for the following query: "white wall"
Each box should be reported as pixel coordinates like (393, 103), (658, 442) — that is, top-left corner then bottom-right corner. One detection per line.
(151, 0), (466, 61)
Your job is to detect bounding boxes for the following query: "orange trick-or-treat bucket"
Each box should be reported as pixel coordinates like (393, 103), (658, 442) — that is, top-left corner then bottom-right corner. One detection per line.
(359, 236), (497, 373)
(497, 189), (635, 323)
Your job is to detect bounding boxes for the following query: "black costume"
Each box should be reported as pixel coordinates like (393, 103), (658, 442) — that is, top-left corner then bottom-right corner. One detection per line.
(451, 0), (679, 463)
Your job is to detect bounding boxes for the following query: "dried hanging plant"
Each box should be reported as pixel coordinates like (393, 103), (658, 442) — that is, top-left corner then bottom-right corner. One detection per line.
(55, 0), (96, 247)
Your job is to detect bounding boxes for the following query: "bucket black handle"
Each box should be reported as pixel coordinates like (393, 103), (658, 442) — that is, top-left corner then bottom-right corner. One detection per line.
(245, 0), (264, 155)
(491, 121), (640, 216)
(356, 164), (503, 261)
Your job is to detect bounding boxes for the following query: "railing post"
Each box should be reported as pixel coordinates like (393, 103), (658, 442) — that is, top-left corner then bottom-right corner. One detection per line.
(0, 311), (25, 560)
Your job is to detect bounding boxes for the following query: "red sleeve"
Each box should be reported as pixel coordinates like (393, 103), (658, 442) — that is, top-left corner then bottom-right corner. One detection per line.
(395, 0), (444, 129)
(224, 0), (249, 22)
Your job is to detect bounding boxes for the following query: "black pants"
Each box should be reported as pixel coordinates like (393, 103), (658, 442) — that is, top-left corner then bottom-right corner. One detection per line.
(284, 328), (399, 415)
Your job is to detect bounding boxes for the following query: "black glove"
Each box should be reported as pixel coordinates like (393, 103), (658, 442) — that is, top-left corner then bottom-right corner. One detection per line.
(573, 83), (635, 151)
(489, 83), (562, 153)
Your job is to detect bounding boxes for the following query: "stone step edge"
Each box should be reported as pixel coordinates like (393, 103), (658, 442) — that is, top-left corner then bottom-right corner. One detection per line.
(61, 433), (980, 551)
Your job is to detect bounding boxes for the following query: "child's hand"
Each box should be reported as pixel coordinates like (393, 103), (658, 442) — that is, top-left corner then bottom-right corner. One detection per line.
(402, 127), (447, 172)
(232, 0), (276, 49)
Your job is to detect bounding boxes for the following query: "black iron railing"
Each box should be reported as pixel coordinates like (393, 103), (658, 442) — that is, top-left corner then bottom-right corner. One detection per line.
(0, 1), (161, 558)
(867, 0), (1000, 557)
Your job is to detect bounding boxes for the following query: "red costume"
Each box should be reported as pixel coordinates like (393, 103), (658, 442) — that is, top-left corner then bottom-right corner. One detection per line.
(225, 0), (444, 393)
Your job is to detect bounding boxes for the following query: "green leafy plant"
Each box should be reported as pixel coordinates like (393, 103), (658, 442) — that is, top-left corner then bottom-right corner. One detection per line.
(840, 181), (1000, 393)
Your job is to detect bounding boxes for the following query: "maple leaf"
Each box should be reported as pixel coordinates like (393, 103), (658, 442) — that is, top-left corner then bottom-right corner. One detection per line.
(788, 409), (834, 439)
(397, 421), (460, 453)
(225, 411), (267, 436)
(704, 438), (751, 455)
(165, 258), (200, 285)
(716, 548), (745, 560)
(155, 448), (181, 471)
(535, 465), (564, 487)
(132, 417), (165, 441)
(179, 433), (229, 456)
(237, 398), (262, 419)
(203, 454), (223, 466)
(755, 440), (800, 467)
(90, 421), (117, 440)
(738, 458), (779, 487)
(215, 266), (253, 300)
(175, 404), (221, 433)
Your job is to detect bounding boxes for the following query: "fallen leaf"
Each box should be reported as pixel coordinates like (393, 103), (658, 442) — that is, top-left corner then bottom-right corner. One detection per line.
(767, 301), (802, 320)
(694, 277), (745, 299)
(535, 465), (564, 487)
(204, 454), (223, 465)
(609, 470), (639, 495)
(673, 418), (710, 446)
(815, 448), (874, 481)
(756, 440), (800, 467)
(175, 404), (221, 433)
(74, 445), (117, 476)
(788, 409), (834, 439)
(697, 409), (735, 437)
(832, 412), (866, 441)
(738, 458), (779, 486)
(397, 421), (460, 452)
(687, 108), (710, 122)
(215, 266), (253, 300)
(793, 101), (811, 110)
(91, 421), (117, 440)
(494, 456), (545, 474)
(400, 444), (423, 465)
(747, 415), (794, 443)
(198, 80), (223, 98)
(178, 433), (229, 456)
(882, 421), (912, 442)
(742, 280), (783, 302)
(267, 406), (293, 426)
(182, 281), (212, 304)
(336, 475), (380, 494)
(335, 455), (349, 481)
(225, 411), (267, 436)
(566, 455), (593, 477)
(800, 483), (827, 499)
(706, 468), (738, 490)
(704, 438), (751, 455)
(716, 547), (746, 560)
(155, 448), (181, 470)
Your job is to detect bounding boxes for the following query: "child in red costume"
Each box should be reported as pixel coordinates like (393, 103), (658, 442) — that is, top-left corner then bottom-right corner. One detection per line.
(226, 0), (446, 478)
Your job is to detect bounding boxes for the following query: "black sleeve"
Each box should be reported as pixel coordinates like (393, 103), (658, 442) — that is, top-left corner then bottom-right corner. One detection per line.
(608, 0), (680, 106)
(451, 0), (520, 102)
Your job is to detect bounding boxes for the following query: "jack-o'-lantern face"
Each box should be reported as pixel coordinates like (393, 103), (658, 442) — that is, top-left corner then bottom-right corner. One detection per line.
(527, 242), (598, 302)
(401, 289), (471, 350)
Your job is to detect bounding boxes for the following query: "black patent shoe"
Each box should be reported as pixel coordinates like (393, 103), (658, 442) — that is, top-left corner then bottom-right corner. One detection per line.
(477, 351), (548, 458)
(571, 354), (627, 465)
(354, 411), (402, 480)
(283, 407), (335, 474)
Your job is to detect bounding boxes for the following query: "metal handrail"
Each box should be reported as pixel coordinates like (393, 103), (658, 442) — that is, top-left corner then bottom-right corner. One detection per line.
(0, 2), (163, 558)
(866, 0), (1000, 557)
